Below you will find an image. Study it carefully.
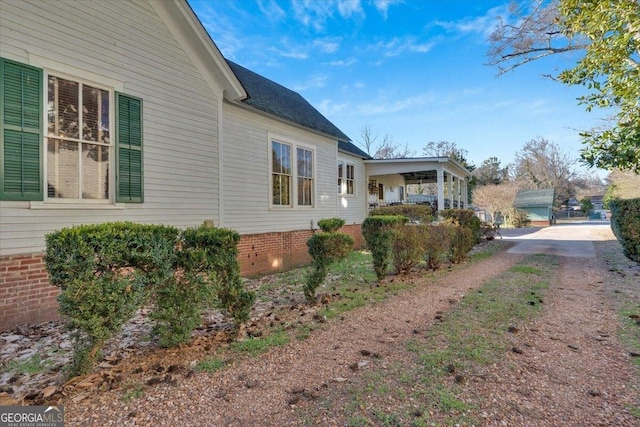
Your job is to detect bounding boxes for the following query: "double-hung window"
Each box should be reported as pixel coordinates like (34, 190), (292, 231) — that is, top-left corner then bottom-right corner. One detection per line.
(297, 147), (313, 206)
(338, 161), (355, 195)
(0, 57), (143, 203)
(270, 137), (314, 208)
(47, 75), (110, 200)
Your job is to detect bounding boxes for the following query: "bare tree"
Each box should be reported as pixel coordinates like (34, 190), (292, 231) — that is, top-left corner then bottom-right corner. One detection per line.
(472, 181), (522, 225)
(510, 137), (578, 207)
(487, 0), (586, 76)
(357, 124), (415, 159)
(473, 156), (509, 185)
(422, 141), (473, 169)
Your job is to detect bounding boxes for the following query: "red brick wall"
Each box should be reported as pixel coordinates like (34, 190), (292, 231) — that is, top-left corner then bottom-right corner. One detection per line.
(238, 224), (364, 276)
(0, 224), (365, 330)
(0, 253), (60, 331)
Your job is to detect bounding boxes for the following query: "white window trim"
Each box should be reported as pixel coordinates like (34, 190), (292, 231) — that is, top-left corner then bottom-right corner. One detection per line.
(338, 160), (356, 196)
(39, 61), (122, 209)
(268, 133), (316, 210)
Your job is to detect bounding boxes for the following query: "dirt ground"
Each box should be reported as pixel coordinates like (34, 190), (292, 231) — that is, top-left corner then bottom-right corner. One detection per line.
(2, 225), (638, 426)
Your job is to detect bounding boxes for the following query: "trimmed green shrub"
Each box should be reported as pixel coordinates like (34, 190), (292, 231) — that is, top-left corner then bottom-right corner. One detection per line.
(391, 223), (426, 274)
(362, 215), (407, 280)
(447, 221), (474, 264)
(439, 209), (482, 243)
(610, 198), (640, 264)
(45, 222), (256, 375)
(179, 226), (255, 325)
(419, 223), (453, 270)
(45, 222), (178, 375)
(317, 218), (346, 232)
(369, 205), (433, 223)
(305, 232), (354, 302)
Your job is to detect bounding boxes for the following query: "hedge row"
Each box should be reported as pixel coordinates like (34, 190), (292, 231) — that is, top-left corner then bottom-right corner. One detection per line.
(610, 198), (640, 264)
(45, 222), (255, 375)
(363, 209), (481, 279)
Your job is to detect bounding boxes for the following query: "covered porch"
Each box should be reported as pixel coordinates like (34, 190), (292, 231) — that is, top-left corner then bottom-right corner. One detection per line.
(364, 157), (471, 212)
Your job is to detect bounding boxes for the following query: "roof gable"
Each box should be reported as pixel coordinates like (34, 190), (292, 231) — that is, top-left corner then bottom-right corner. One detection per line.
(226, 60), (350, 141)
(513, 188), (555, 207)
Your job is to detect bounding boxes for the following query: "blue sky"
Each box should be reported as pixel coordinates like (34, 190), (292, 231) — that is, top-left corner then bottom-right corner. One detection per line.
(188, 0), (606, 176)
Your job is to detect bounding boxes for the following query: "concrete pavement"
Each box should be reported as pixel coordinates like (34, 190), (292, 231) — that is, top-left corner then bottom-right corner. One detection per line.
(501, 220), (613, 258)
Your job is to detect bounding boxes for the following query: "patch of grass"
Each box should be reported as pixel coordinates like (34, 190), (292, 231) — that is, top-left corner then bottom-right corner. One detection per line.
(1, 354), (51, 375)
(121, 380), (144, 402)
(195, 356), (226, 373)
(229, 329), (289, 356)
(301, 254), (555, 426)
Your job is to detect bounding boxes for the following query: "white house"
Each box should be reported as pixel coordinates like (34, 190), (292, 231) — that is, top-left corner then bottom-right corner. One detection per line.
(0, 0), (469, 330)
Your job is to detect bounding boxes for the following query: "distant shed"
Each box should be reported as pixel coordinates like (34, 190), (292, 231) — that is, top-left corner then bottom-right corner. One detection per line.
(513, 188), (555, 226)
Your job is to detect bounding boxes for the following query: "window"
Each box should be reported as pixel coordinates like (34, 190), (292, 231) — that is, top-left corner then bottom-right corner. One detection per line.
(47, 75), (110, 199)
(346, 163), (355, 195)
(270, 137), (314, 208)
(338, 161), (355, 195)
(272, 140), (291, 206)
(297, 147), (313, 206)
(0, 57), (143, 203)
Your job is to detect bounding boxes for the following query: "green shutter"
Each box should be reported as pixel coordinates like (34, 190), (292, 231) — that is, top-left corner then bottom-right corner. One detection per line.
(116, 92), (143, 203)
(0, 58), (43, 201)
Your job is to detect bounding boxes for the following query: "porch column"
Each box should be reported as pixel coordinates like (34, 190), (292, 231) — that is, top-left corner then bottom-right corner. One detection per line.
(447, 173), (453, 209)
(456, 176), (461, 208)
(437, 168), (445, 212)
(463, 179), (468, 208)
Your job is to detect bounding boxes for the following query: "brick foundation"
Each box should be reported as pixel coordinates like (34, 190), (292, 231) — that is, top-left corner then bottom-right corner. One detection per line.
(0, 224), (365, 331)
(0, 253), (60, 331)
(237, 224), (364, 276)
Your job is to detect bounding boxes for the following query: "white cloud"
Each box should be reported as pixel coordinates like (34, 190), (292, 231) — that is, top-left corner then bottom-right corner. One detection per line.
(370, 37), (435, 57)
(317, 99), (350, 117)
(329, 58), (357, 67)
(432, 5), (508, 38)
(373, 0), (404, 20)
(257, 0), (286, 23)
(357, 93), (436, 115)
(313, 37), (342, 54)
(337, 0), (364, 19)
(293, 74), (329, 91)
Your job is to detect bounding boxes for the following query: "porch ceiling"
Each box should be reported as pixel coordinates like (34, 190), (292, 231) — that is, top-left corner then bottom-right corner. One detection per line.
(401, 170), (438, 184)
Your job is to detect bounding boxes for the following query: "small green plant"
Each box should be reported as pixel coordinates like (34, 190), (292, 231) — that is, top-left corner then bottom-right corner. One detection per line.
(391, 223), (426, 274)
(230, 330), (289, 356)
(305, 231), (354, 302)
(420, 223), (452, 270)
(122, 381), (144, 402)
(317, 217), (346, 232)
(195, 356), (226, 373)
(1, 354), (50, 375)
(362, 215), (407, 280)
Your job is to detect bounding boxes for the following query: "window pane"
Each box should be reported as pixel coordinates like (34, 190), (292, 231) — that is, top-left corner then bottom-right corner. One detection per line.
(83, 85), (110, 143)
(272, 141), (291, 175)
(48, 77), (79, 139)
(298, 177), (312, 206)
(82, 143), (109, 199)
(273, 173), (290, 205)
(47, 139), (79, 198)
(297, 148), (312, 178)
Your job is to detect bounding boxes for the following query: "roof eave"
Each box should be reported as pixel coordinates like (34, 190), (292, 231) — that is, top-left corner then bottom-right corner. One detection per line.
(149, 0), (247, 101)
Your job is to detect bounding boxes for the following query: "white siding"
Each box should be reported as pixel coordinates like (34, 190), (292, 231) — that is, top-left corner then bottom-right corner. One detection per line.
(338, 153), (367, 225)
(222, 103), (342, 234)
(0, 0), (223, 255)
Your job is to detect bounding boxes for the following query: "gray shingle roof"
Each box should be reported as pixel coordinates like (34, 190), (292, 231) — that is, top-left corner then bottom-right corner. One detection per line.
(338, 140), (372, 159)
(226, 60), (350, 141)
(513, 188), (555, 208)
